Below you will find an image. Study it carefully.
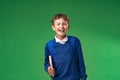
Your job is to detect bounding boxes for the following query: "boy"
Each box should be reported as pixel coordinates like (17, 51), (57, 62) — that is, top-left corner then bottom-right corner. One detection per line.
(44, 13), (87, 80)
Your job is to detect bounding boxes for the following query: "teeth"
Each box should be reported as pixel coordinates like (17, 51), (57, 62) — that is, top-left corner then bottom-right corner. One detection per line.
(59, 30), (64, 32)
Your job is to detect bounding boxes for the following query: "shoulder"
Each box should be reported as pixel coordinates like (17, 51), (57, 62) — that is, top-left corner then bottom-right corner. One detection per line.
(45, 39), (55, 47)
(68, 36), (82, 46)
(45, 39), (56, 52)
(68, 36), (80, 42)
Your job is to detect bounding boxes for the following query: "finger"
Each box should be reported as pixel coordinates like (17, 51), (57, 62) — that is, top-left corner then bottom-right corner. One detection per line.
(49, 69), (54, 76)
(48, 66), (55, 77)
(48, 67), (52, 75)
(51, 66), (54, 70)
(51, 72), (55, 77)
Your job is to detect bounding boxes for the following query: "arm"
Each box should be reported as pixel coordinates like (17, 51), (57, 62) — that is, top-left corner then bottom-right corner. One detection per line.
(44, 44), (50, 72)
(75, 38), (87, 80)
(44, 44), (55, 77)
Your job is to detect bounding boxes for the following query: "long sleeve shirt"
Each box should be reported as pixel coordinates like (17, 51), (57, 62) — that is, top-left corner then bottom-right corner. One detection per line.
(44, 36), (87, 80)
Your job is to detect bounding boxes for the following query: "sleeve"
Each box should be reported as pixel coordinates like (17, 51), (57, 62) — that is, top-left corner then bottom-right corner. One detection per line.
(75, 38), (87, 80)
(44, 44), (50, 72)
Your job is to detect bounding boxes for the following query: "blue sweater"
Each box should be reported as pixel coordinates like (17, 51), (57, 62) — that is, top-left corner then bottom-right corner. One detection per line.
(44, 36), (87, 80)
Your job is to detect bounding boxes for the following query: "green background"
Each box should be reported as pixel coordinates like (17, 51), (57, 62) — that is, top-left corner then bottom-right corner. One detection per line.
(0, 0), (120, 80)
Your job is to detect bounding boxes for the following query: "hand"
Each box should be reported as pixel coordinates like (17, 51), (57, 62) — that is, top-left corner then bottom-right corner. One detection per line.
(48, 66), (55, 77)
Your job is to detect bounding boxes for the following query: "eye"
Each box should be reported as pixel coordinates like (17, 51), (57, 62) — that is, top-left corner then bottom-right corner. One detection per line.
(57, 23), (60, 26)
(62, 23), (67, 26)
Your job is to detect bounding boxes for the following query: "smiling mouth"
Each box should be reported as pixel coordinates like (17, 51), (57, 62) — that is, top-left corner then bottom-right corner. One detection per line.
(58, 29), (65, 32)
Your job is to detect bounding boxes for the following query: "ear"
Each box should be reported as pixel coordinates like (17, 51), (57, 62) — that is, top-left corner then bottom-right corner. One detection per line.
(52, 25), (55, 31)
(67, 23), (70, 29)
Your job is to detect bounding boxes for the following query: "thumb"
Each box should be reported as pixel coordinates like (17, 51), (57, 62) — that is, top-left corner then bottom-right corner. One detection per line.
(50, 66), (54, 70)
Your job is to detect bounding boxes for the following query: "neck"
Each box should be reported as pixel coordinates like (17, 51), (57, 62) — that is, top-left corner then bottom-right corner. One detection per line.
(56, 35), (66, 40)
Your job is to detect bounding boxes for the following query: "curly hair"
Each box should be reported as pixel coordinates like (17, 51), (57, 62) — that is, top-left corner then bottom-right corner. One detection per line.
(51, 13), (70, 26)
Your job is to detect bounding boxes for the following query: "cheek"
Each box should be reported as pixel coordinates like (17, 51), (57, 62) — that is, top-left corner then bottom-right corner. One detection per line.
(64, 24), (69, 29)
(53, 27), (59, 32)
(52, 26), (56, 31)
(65, 26), (69, 30)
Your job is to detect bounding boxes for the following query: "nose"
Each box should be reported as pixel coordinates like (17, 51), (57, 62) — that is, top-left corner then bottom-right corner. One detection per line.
(60, 24), (64, 28)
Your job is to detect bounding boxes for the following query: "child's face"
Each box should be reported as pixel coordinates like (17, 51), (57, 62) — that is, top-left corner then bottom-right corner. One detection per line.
(52, 18), (69, 39)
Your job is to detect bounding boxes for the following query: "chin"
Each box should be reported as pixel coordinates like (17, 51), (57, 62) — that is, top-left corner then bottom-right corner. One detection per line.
(59, 34), (66, 37)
